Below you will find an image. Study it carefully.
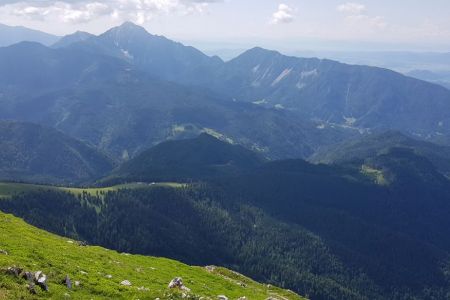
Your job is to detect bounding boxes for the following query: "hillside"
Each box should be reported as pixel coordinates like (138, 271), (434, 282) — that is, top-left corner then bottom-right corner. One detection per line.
(0, 121), (114, 184)
(0, 211), (304, 300)
(310, 131), (450, 177)
(106, 134), (265, 183)
(0, 186), (381, 300)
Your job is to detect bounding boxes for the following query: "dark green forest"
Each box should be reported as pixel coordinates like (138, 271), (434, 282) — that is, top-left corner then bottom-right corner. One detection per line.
(2, 134), (450, 299)
(2, 160), (450, 300)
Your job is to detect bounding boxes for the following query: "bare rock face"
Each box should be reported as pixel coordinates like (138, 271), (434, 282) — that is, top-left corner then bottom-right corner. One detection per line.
(168, 277), (191, 292)
(22, 271), (34, 282)
(6, 266), (22, 277)
(34, 271), (49, 291)
(4, 267), (49, 293)
(27, 283), (37, 294)
(205, 265), (216, 272)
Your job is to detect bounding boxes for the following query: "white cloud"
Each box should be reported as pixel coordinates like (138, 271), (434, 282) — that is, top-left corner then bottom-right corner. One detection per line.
(271, 4), (294, 25)
(346, 14), (387, 29)
(337, 2), (387, 30)
(337, 2), (366, 15)
(0, 0), (222, 24)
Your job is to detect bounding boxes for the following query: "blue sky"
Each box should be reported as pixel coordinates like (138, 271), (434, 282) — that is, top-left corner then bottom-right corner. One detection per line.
(0, 0), (449, 51)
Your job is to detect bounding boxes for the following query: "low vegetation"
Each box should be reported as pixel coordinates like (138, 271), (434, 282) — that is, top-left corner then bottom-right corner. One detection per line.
(0, 212), (304, 300)
(0, 182), (183, 199)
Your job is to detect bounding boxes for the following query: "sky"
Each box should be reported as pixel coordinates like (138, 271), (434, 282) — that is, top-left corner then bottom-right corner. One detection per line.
(0, 0), (449, 52)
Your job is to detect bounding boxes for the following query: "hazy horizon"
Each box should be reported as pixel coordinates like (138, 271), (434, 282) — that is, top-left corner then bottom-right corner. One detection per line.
(0, 0), (449, 53)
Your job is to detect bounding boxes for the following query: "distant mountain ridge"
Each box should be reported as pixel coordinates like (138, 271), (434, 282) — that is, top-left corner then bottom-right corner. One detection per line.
(1, 22), (450, 160)
(210, 47), (450, 139)
(52, 31), (95, 48)
(62, 22), (223, 86)
(59, 23), (450, 144)
(0, 121), (114, 184)
(0, 23), (59, 47)
(311, 131), (450, 177)
(0, 39), (352, 161)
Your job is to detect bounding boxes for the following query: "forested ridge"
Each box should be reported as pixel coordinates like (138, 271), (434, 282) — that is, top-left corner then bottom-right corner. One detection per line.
(2, 168), (450, 300)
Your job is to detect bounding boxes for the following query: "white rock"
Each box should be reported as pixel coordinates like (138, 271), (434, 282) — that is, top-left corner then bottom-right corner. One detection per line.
(37, 275), (47, 283)
(120, 280), (132, 286)
(168, 277), (183, 289)
(181, 286), (191, 292)
(34, 271), (42, 280)
(205, 266), (216, 272)
(218, 296), (228, 300)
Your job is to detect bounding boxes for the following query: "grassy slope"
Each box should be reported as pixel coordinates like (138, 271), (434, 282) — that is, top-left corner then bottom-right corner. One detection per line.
(0, 182), (184, 199)
(0, 212), (304, 300)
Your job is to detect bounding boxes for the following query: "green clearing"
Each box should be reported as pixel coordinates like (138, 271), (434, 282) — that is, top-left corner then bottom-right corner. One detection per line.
(361, 165), (388, 186)
(0, 182), (185, 199)
(0, 212), (304, 299)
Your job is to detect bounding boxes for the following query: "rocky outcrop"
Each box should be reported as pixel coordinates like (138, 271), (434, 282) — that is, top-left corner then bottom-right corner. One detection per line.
(168, 277), (191, 292)
(4, 267), (49, 293)
(62, 275), (72, 289)
(120, 280), (132, 286)
(34, 270), (49, 291)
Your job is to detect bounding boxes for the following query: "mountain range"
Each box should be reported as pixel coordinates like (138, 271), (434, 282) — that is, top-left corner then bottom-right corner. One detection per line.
(57, 22), (450, 141)
(1, 21), (450, 300)
(1, 22), (449, 163)
(0, 23), (59, 47)
(0, 34), (353, 161)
